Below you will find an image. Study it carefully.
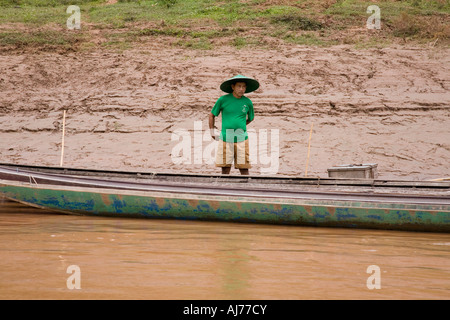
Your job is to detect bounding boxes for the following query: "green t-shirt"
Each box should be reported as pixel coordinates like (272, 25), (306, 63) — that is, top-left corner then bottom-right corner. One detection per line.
(211, 94), (254, 143)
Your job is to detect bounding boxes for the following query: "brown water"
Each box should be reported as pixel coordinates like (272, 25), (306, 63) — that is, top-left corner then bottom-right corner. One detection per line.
(0, 197), (449, 300)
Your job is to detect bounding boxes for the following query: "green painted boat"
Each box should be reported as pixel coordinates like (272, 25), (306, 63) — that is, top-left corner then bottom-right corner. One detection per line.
(0, 163), (449, 232)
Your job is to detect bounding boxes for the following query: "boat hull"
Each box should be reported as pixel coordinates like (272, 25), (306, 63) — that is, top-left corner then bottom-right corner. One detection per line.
(1, 182), (449, 233)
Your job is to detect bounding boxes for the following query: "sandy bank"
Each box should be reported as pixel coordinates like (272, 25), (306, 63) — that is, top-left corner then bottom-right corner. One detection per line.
(0, 44), (449, 180)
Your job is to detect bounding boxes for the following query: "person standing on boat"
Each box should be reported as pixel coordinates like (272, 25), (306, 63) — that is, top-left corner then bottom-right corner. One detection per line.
(209, 75), (259, 175)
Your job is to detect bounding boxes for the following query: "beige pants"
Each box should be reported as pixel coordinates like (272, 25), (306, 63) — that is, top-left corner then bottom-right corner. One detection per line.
(215, 139), (251, 169)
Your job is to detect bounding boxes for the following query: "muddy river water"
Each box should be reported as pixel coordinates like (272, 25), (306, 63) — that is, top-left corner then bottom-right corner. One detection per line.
(0, 197), (448, 300)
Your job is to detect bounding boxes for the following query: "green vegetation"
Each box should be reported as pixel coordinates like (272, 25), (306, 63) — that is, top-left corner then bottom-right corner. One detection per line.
(270, 14), (323, 31)
(0, 29), (84, 46)
(0, 0), (448, 51)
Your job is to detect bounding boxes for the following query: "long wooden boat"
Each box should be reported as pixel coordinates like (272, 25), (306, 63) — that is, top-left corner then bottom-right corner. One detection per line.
(0, 163), (449, 232)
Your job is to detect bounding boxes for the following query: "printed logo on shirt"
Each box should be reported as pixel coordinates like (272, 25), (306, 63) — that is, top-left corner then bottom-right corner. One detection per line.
(242, 105), (248, 113)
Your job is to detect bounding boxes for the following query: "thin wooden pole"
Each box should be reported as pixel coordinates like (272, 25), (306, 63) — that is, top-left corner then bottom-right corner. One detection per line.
(305, 122), (313, 177)
(60, 110), (66, 167)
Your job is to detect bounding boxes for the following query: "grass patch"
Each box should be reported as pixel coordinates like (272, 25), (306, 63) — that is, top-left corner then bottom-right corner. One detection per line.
(0, 0), (448, 51)
(388, 11), (449, 41)
(270, 14), (323, 31)
(0, 0), (106, 7)
(0, 29), (85, 49)
(0, 5), (69, 25)
(174, 37), (212, 50)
